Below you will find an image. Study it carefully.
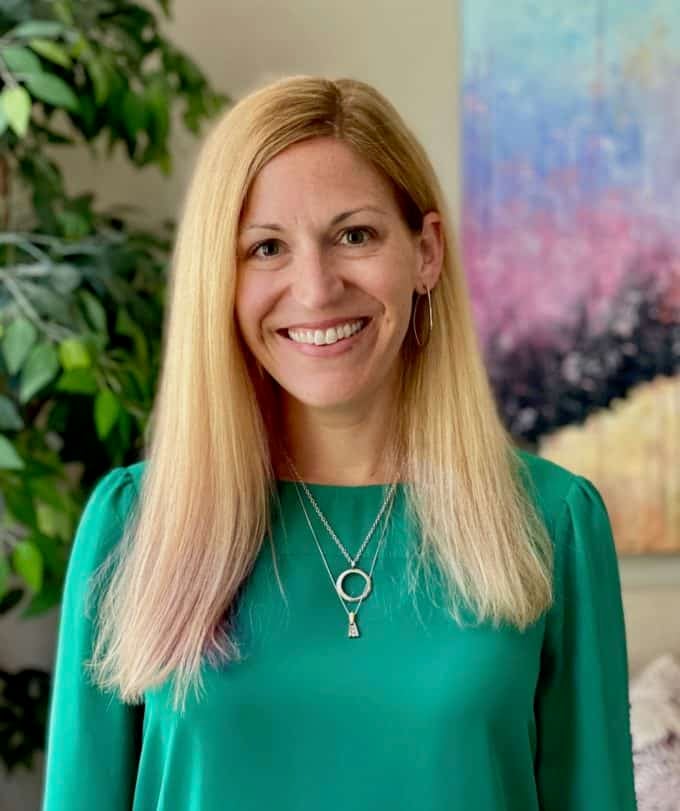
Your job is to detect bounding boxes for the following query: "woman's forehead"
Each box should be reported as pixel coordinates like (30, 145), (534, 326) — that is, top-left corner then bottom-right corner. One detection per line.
(240, 143), (397, 226)
(250, 139), (388, 193)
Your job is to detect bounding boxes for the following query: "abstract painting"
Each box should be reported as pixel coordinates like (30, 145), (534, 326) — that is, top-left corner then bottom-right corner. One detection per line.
(462, 0), (680, 553)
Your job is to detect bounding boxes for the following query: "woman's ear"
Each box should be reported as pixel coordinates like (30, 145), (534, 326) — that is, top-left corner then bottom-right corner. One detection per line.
(415, 211), (444, 293)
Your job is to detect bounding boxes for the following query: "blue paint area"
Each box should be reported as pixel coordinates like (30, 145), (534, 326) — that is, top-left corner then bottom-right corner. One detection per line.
(463, 0), (680, 216)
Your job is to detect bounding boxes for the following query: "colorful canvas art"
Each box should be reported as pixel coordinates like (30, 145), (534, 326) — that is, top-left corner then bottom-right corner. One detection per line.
(462, 1), (680, 553)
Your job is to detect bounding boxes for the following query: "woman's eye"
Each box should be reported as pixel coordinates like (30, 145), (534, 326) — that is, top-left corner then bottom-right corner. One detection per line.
(249, 239), (281, 258)
(340, 226), (374, 246)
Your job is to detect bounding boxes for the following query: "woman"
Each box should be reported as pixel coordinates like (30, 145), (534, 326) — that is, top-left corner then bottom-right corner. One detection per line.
(41, 75), (638, 810)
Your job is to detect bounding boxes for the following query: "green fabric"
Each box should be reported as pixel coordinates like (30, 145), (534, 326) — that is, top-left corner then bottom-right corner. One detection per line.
(41, 449), (638, 810)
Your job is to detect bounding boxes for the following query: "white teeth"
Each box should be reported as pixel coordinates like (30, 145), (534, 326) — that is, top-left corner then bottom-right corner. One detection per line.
(287, 319), (366, 345)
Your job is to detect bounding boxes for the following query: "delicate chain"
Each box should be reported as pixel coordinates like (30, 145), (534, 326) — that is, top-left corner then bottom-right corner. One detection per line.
(292, 480), (395, 620)
(283, 451), (397, 567)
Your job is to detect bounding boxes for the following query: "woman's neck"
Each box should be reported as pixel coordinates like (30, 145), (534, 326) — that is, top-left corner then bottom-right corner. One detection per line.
(273, 408), (401, 486)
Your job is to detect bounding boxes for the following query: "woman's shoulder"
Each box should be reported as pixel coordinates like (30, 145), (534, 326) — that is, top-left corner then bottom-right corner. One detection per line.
(94, 463), (140, 518)
(124, 459), (146, 493)
(513, 446), (590, 538)
(66, 464), (143, 580)
(79, 461), (145, 533)
(98, 459), (144, 503)
(513, 446), (616, 572)
(99, 460), (144, 496)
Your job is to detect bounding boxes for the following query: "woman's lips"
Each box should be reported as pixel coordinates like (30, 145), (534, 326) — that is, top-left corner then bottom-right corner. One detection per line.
(277, 317), (372, 356)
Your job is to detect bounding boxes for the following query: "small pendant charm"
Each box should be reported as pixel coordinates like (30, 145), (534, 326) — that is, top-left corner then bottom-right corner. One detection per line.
(336, 568), (372, 602)
(348, 611), (360, 638)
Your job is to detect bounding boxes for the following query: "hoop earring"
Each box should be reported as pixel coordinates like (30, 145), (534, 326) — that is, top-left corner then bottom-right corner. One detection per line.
(411, 286), (433, 347)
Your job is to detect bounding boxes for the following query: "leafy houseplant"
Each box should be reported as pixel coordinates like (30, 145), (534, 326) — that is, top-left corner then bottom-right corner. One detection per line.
(0, 0), (229, 774)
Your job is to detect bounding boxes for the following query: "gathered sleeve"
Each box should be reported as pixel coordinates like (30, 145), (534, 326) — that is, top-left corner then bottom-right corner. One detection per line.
(534, 474), (638, 810)
(41, 467), (143, 811)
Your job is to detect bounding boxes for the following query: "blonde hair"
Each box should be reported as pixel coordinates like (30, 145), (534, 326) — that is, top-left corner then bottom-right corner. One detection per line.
(86, 75), (553, 714)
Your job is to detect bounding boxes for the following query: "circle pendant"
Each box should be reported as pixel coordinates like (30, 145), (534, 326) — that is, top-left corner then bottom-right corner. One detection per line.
(335, 568), (372, 602)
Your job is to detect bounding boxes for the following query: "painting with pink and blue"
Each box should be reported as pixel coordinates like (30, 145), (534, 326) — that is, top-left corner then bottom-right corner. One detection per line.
(462, 0), (679, 553)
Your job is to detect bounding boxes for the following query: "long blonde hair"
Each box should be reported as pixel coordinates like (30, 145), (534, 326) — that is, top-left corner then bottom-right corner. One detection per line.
(86, 75), (553, 714)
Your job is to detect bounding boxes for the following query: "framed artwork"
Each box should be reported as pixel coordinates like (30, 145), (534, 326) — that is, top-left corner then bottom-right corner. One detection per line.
(462, 1), (679, 554)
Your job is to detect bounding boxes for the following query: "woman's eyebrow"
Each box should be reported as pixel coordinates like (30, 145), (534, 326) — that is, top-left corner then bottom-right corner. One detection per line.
(242, 205), (388, 232)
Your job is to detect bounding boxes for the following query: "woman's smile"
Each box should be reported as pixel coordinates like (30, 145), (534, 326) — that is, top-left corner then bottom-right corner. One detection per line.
(276, 316), (373, 357)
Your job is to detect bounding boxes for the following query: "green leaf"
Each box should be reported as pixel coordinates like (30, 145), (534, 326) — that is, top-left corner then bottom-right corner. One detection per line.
(28, 38), (72, 69)
(24, 73), (79, 112)
(115, 308), (148, 365)
(0, 105), (7, 136)
(0, 396), (24, 431)
(0, 434), (25, 470)
(56, 209), (89, 238)
(12, 540), (43, 592)
(2, 317), (38, 375)
(54, 509), (72, 544)
(58, 338), (91, 370)
(1, 45), (43, 76)
(94, 389), (120, 439)
(55, 367), (98, 394)
(118, 407), (133, 448)
(20, 283), (71, 322)
(0, 86), (32, 137)
(79, 290), (108, 335)
(50, 263), (82, 294)
(36, 503), (59, 537)
(30, 477), (66, 512)
(52, 0), (75, 26)
(18, 341), (60, 403)
(121, 89), (147, 137)
(3, 477), (36, 525)
(77, 92), (97, 133)
(0, 556), (11, 599)
(85, 57), (110, 105)
(8, 21), (66, 40)
(144, 77), (170, 142)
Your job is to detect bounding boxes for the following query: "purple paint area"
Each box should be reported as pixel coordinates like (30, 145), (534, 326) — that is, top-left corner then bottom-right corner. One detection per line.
(463, 196), (679, 352)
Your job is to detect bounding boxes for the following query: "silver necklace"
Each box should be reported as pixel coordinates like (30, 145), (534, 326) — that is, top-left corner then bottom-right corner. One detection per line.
(284, 452), (397, 582)
(292, 480), (395, 637)
(283, 452), (398, 637)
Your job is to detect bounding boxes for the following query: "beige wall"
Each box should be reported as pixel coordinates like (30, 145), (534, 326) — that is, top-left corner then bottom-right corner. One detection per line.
(2, 1), (678, 807)
(57, 0), (462, 231)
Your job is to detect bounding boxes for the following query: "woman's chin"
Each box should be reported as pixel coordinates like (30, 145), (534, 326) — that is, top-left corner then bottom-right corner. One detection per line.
(279, 385), (367, 412)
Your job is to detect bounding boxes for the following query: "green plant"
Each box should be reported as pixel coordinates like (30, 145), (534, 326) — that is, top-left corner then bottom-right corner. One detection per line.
(0, 0), (229, 773)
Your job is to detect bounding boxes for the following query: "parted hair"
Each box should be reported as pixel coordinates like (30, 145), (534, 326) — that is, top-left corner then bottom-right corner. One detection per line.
(85, 74), (553, 714)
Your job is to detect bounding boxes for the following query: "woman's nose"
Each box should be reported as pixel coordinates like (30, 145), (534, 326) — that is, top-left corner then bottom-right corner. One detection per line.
(291, 247), (345, 308)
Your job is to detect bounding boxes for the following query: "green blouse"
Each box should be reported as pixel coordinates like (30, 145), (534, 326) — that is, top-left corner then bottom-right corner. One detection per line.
(41, 449), (638, 810)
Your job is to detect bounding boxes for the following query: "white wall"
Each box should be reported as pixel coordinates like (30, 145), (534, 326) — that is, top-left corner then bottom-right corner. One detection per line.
(2, 1), (678, 808)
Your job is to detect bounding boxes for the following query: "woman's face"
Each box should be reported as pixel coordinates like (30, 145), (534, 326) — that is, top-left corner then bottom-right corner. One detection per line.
(235, 136), (442, 413)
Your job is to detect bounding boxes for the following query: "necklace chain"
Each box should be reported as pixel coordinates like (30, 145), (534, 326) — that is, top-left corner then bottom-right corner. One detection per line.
(283, 452), (398, 566)
(291, 481), (395, 622)
(282, 450), (399, 637)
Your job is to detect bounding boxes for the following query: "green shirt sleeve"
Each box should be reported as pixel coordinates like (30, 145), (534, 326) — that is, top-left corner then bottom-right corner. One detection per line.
(41, 467), (142, 811)
(534, 474), (638, 810)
